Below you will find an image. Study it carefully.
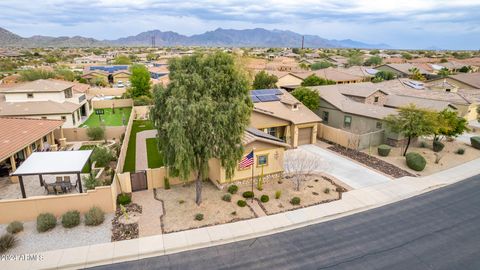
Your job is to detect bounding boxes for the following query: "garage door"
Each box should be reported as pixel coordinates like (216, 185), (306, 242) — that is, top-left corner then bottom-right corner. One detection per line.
(298, 127), (313, 145)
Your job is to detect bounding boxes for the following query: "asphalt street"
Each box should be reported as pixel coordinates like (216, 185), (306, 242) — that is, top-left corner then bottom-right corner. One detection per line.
(92, 175), (480, 270)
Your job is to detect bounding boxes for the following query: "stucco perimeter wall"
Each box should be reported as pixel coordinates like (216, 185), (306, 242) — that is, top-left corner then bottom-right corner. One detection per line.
(0, 186), (115, 224)
(146, 168), (196, 189)
(91, 98), (133, 109)
(55, 126), (126, 142)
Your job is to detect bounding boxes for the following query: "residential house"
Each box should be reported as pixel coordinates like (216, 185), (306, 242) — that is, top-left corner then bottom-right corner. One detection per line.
(82, 65), (131, 85)
(312, 68), (364, 84)
(148, 65), (169, 79)
(0, 117), (64, 184)
(0, 80), (91, 128)
(375, 63), (431, 79)
(249, 89), (322, 148)
(427, 73), (480, 90)
(74, 55), (109, 65)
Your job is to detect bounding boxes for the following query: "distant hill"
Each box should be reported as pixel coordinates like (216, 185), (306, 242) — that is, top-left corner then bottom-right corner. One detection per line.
(0, 26), (390, 49)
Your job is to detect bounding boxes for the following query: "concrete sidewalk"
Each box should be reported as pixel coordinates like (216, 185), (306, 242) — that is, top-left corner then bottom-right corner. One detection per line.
(135, 130), (157, 171)
(5, 158), (480, 270)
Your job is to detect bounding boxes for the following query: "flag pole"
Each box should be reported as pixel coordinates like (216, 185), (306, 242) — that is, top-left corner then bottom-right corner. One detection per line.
(251, 148), (255, 202)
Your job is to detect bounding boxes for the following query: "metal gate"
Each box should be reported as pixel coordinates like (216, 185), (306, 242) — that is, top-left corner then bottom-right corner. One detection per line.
(130, 171), (147, 192)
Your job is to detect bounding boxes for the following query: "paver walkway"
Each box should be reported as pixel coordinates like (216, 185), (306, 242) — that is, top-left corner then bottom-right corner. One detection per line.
(135, 130), (158, 171)
(132, 190), (164, 237)
(298, 144), (390, 189)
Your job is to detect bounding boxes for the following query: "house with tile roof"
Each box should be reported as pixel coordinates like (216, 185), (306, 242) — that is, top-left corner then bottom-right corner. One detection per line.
(428, 73), (480, 90)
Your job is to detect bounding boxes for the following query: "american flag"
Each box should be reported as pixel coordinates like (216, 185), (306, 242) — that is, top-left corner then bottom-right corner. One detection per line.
(239, 151), (254, 169)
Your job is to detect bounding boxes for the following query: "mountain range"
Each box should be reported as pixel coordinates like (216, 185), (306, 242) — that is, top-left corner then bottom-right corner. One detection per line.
(0, 27), (390, 49)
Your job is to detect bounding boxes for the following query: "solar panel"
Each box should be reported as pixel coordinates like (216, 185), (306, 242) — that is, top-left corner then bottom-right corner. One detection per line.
(257, 95), (280, 102)
(251, 89), (283, 96)
(250, 95), (260, 103)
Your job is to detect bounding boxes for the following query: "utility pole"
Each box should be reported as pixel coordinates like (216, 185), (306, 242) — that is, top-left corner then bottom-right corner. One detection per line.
(301, 36), (304, 49)
(152, 36), (155, 48)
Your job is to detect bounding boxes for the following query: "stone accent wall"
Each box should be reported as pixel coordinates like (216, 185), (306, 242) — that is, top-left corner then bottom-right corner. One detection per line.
(365, 91), (388, 106)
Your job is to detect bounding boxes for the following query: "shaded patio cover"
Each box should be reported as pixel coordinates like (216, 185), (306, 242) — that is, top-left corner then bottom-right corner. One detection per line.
(12, 150), (93, 176)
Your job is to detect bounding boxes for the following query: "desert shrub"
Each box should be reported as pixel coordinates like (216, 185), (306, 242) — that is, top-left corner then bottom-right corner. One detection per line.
(227, 185), (238, 194)
(260, 195), (269, 203)
(432, 140), (445, 152)
(194, 213), (204, 221)
(6, 221), (23, 234)
(419, 141), (428, 148)
(290, 197), (301, 205)
(406, 152), (427, 171)
(164, 177), (170, 189)
(222, 194), (232, 202)
(133, 95), (153, 106)
(456, 148), (465, 155)
(377, 145), (391, 157)
(91, 147), (114, 167)
(36, 213), (57, 232)
(275, 190), (282, 199)
(471, 136), (480, 149)
(231, 211), (237, 216)
(237, 200), (247, 207)
(86, 126), (105, 141)
(84, 207), (105, 226)
(61, 210), (80, 228)
(84, 174), (102, 190)
(242, 191), (254, 198)
(324, 188), (330, 194)
(117, 193), (131, 205)
(0, 233), (16, 253)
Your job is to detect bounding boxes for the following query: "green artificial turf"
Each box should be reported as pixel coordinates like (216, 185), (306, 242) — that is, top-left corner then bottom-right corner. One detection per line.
(123, 120), (155, 172)
(80, 107), (132, 127)
(146, 138), (164, 169)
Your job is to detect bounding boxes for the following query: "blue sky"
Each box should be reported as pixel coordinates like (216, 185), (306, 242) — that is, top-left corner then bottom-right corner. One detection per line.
(1, 0), (479, 49)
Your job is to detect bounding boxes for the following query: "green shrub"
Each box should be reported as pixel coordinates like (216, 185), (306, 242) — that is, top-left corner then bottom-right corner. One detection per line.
(419, 141), (428, 148)
(6, 221), (23, 234)
(290, 197), (301, 205)
(432, 140), (445, 152)
(377, 145), (391, 157)
(227, 185), (238, 194)
(0, 233), (16, 253)
(86, 126), (105, 141)
(242, 191), (254, 198)
(84, 207), (105, 226)
(260, 195), (269, 203)
(36, 213), (57, 232)
(222, 194), (232, 202)
(117, 193), (131, 205)
(91, 147), (114, 167)
(324, 188), (330, 194)
(194, 213), (204, 221)
(406, 152), (427, 171)
(456, 148), (465, 155)
(237, 200), (247, 207)
(471, 136), (480, 149)
(83, 174), (102, 190)
(275, 190), (282, 199)
(61, 210), (80, 228)
(164, 177), (170, 189)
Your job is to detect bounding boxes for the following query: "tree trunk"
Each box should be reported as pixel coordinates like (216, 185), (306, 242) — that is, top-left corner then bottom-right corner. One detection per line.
(195, 171), (202, 205)
(403, 136), (411, 156)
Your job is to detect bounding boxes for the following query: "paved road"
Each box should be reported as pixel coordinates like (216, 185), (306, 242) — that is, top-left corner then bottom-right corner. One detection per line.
(299, 145), (390, 189)
(92, 175), (480, 270)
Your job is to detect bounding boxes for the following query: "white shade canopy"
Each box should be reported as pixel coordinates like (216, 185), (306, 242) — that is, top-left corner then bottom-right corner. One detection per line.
(12, 150), (93, 176)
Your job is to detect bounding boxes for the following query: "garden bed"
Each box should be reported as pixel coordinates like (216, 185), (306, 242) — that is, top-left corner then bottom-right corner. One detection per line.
(364, 139), (480, 176)
(328, 145), (415, 178)
(111, 203), (142, 241)
(156, 181), (256, 233)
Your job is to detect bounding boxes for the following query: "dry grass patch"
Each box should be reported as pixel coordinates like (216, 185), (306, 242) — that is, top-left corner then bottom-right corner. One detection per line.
(365, 139), (480, 176)
(156, 181), (255, 233)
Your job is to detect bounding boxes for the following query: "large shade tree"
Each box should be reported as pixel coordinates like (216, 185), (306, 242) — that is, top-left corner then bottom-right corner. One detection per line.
(128, 64), (152, 98)
(252, 70), (278, 89)
(384, 104), (436, 156)
(150, 52), (252, 205)
(291, 87), (320, 111)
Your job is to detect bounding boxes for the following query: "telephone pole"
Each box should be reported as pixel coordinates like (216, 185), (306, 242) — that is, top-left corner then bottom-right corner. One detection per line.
(301, 36), (304, 49)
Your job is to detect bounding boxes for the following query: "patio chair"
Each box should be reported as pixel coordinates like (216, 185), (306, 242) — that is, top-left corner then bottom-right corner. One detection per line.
(63, 176), (71, 184)
(46, 184), (56, 195)
(56, 176), (63, 183)
(54, 184), (64, 194)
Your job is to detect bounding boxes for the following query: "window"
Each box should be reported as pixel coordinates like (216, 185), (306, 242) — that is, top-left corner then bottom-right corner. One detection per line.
(446, 89), (451, 92)
(61, 116), (66, 121)
(27, 93), (34, 98)
(374, 96), (379, 103)
(41, 116), (47, 120)
(257, 155), (268, 167)
(322, 111), (329, 123)
(64, 88), (73, 98)
(292, 104), (298, 110)
(267, 127), (277, 137)
(376, 122), (383, 129)
(344, 116), (352, 128)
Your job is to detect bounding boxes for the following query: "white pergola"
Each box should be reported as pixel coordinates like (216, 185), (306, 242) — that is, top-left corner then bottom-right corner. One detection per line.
(11, 150), (93, 198)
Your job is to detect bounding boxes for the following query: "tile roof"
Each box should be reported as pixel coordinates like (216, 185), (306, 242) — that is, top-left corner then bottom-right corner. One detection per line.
(0, 100), (81, 116)
(242, 127), (290, 148)
(377, 63), (430, 75)
(448, 73), (480, 89)
(0, 117), (63, 161)
(0, 79), (73, 93)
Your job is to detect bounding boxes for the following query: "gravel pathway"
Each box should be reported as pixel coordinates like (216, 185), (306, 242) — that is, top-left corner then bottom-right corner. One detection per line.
(133, 189), (163, 237)
(135, 130), (158, 171)
(0, 214), (113, 255)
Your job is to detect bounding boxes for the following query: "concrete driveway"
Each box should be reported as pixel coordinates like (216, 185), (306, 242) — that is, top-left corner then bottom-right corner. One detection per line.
(297, 144), (390, 189)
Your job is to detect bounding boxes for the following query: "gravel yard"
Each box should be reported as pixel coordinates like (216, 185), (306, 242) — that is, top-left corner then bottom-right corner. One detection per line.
(0, 214), (113, 255)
